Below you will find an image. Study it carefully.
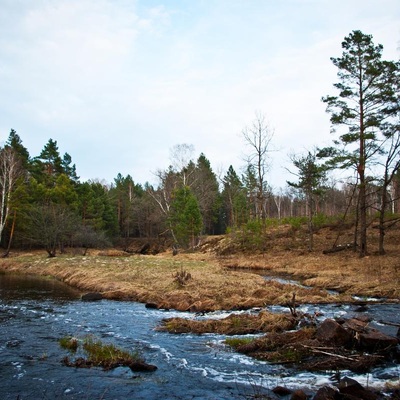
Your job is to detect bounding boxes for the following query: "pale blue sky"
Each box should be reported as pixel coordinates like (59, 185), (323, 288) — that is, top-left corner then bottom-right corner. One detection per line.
(0, 0), (399, 188)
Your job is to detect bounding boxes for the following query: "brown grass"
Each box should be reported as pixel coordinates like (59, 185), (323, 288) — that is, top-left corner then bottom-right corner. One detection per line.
(157, 310), (296, 335)
(0, 224), (399, 311)
(217, 224), (400, 301)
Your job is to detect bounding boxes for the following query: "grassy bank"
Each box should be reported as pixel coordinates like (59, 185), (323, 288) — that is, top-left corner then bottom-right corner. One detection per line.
(0, 250), (338, 311)
(0, 226), (399, 311)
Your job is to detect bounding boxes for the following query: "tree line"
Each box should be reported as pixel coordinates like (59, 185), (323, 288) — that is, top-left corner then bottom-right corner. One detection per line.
(0, 30), (399, 257)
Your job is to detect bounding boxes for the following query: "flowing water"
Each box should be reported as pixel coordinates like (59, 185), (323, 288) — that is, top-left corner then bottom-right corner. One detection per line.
(0, 273), (399, 400)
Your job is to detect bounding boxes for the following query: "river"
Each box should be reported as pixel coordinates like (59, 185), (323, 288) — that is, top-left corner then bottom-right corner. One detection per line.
(0, 273), (399, 399)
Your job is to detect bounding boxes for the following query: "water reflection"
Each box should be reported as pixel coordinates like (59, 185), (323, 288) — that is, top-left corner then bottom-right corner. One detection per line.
(0, 272), (81, 301)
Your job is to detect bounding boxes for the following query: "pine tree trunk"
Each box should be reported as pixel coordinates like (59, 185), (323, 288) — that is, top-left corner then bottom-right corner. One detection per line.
(359, 180), (367, 257)
(378, 181), (389, 255)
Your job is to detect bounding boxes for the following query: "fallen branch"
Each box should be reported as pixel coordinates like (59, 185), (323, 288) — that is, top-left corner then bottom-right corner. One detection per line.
(301, 344), (341, 351)
(322, 243), (353, 254)
(307, 349), (356, 361)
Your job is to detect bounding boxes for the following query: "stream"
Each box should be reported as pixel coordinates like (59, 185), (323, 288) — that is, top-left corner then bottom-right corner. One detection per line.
(0, 273), (399, 399)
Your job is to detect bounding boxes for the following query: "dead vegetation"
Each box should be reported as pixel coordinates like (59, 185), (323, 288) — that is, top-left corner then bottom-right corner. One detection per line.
(225, 316), (400, 374)
(0, 224), (399, 312)
(157, 310), (296, 335)
(172, 267), (192, 286)
(215, 224), (400, 301)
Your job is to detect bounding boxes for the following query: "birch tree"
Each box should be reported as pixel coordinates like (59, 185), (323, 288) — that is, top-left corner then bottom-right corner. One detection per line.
(0, 146), (22, 245)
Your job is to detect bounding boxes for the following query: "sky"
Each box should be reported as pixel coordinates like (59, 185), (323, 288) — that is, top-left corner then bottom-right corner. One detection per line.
(0, 0), (399, 189)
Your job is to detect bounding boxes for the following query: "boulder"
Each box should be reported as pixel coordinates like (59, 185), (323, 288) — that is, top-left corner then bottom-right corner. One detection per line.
(313, 386), (339, 400)
(290, 389), (308, 400)
(338, 377), (379, 400)
(316, 318), (352, 346)
(343, 318), (398, 351)
(342, 318), (369, 332)
(129, 361), (157, 372)
(272, 386), (292, 396)
(81, 292), (103, 301)
(358, 329), (398, 351)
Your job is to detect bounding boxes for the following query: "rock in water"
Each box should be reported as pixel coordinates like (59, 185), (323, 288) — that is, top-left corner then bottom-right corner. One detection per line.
(316, 318), (352, 346)
(81, 292), (103, 301)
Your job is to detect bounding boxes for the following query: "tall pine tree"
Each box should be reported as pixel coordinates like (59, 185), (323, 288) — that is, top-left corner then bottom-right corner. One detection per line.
(322, 30), (398, 257)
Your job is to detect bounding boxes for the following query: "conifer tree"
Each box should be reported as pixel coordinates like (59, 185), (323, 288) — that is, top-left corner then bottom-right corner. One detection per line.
(287, 151), (327, 251)
(222, 165), (248, 228)
(168, 186), (202, 249)
(322, 30), (399, 257)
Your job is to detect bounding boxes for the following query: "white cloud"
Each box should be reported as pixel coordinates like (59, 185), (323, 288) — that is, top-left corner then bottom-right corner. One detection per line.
(0, 0), (399, 187)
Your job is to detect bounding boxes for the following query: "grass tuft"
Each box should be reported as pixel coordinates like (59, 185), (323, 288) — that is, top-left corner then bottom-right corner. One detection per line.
(59, 336), (79, 352)
(224, 337), (253, 349)
(59, 334), (147, 371)
(82, 335), (142, 366)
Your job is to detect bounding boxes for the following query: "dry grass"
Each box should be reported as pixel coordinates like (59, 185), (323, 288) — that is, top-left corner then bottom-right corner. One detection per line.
(217, 224), (400, 301)
(157, 310), (296, 335)
(1, 224), (399, 311)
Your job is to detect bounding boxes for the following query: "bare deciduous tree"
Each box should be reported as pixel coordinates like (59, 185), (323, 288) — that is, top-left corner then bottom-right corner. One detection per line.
(242, 112), (274, 220)
(169, 143), (195, 186)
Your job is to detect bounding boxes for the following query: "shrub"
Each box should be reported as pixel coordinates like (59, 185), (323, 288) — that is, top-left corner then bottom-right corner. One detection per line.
(173, 267), (192, 286)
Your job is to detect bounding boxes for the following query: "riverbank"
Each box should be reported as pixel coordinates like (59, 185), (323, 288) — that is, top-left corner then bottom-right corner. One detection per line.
(0, 250), (337, 311)
(0, 225), (399, 311)
(1, 228), (399, 399)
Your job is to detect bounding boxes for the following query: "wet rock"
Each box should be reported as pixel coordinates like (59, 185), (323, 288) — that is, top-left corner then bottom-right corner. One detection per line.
(62, 356), (92, 368)
(316, 318), (352, 346)
(129, 361), (157, 372)
(290, 389), (308, 400)
(6, 339), (22, 348)
(81, 292), (103, 301)
(354, 305), (369, 312)
(354, 314), (371, 323)
(313, 386), (339, 400)
(145, 302), (158, 309)
(272, 386), (292, 396)
(343, 318), (398, 351)
(338, 377), (379, 400)
(358, 329), (398, 351)
(342, 317), (368, 332)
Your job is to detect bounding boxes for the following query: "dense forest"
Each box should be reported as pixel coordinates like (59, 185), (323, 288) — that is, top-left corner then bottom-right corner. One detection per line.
(0, 30), (399, 257)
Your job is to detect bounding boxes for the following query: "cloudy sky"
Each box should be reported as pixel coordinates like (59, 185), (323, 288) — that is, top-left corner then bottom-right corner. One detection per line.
(0, 0), (399, 188)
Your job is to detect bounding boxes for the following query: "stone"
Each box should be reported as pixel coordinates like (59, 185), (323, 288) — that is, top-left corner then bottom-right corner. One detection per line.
(338, 377), (379, 400)
(358, 330), (398, 351)
(129, 361), (157, 372)
(313, 386), (339, 400)
(342, 318), (369, 332)
(290, 389), (308, 400)
(145, 302), (158, 309)
(343, 318), (398, 351)
(316, 318), (352, 346)
(272, 386), (292, 396)
(81, 292), (103, 301)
